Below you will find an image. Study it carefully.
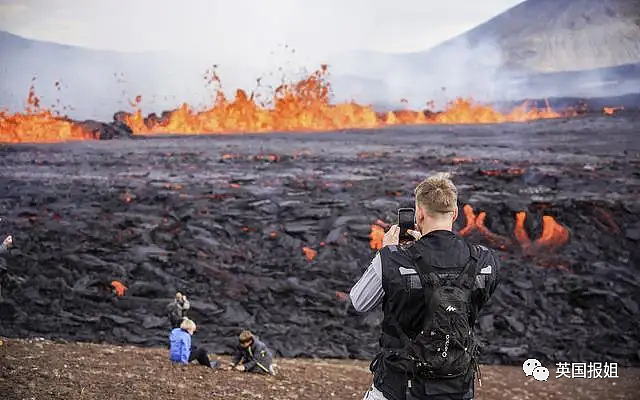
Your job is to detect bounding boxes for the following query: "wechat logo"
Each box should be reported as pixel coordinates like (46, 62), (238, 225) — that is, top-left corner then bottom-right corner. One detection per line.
(523, 358), (549, 382)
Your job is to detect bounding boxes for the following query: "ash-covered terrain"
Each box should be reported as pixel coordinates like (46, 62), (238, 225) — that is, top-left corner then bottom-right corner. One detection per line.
(0, 113), (639, 367)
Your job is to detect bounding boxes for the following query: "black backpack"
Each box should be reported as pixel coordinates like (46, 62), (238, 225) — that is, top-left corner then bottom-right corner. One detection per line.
(392, 241), (483, 380)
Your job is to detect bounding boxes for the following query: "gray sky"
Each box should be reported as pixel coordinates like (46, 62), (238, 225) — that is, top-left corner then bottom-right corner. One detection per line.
(0, 0), (525, 64)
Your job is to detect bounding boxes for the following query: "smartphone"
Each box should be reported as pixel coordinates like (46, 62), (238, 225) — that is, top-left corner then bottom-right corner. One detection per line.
(398, 208), (416, 242)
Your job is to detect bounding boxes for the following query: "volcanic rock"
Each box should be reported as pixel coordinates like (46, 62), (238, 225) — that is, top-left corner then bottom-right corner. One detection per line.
(0, 119), (639, 368)
(77, 120), (133, 140)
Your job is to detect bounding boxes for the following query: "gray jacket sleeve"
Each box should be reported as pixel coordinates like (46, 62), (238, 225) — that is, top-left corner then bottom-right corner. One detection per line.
(349, 253), (384, 312)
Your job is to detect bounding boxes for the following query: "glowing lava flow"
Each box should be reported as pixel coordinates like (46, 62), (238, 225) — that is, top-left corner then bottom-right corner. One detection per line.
(370, 224), (385, 250)
(125, 67), (571, 134)
(603, 106), (624, 116)
(368, 206), (569, 256)
(460, 205), (569, 254)
(0, 86), (95, 143)
(1, 66), (577, 143)
(458, 205), (512, 250)
(514, 213), (570, 253)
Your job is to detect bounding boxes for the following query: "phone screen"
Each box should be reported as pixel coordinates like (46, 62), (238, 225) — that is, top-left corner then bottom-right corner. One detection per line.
(398, 208), (416, 242)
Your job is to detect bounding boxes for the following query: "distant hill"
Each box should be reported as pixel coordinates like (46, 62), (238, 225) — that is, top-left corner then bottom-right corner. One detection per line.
(330, 0), (640, 107)
(3, 0), (640, 121)
(403, 0), (640, 74)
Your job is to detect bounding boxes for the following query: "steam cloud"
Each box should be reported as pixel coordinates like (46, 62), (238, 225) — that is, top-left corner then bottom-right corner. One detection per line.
(1, 0), (639, 119)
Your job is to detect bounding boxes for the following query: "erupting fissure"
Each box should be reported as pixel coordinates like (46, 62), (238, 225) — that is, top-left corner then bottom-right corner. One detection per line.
(461, 205), (570, 255)
(1, 66), (577, 143)
(367, 205), (570, 257)
(0, 85), (96, 143)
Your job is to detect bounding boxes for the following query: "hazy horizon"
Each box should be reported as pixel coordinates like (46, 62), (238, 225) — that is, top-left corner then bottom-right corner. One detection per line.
(0, 0), (528, 119)
(1, 0), (638, 121)
(0, 0), (525, 63)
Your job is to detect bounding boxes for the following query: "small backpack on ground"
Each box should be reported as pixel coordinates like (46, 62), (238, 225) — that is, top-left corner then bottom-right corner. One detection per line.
(392, 241), (483, 380)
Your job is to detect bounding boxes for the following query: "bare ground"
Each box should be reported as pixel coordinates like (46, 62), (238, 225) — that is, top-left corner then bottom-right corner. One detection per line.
(1, 338), (638, 400)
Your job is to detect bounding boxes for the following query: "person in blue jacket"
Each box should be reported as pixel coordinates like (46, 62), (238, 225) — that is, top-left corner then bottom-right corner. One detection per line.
(169, 318), (218, 368)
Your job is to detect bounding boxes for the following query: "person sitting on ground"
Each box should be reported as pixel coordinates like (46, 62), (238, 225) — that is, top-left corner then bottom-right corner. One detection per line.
(166, 291), (190, 329)
(169, 318), (219, 368)
(228, 330), (275, 375)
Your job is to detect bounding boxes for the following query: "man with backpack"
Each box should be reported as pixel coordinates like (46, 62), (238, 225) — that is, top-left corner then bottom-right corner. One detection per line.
(350, 173), (500, 400)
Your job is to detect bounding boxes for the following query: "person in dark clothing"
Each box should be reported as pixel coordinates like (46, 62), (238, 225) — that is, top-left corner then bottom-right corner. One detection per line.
(0, 235), (12, 299)
(169, 318), (219, 368)
(228, 330), (276, 375)
(350, 173), (500, 400)
(166, 292), (190, 329)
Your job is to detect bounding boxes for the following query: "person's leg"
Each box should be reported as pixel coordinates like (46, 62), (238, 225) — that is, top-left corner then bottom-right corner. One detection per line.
(244, 363), (272, 374)
(189, 346), (212, 367)
(243, 363), (258, 373)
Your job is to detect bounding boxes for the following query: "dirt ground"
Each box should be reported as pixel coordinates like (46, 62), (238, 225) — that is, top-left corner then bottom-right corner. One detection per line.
(1, 338), (638, 400)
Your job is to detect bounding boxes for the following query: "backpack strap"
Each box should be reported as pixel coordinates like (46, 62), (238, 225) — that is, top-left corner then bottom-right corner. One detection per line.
(406, 242), (441, 322)
(384, 242), (437, 361)
(456, 242), (480, 290)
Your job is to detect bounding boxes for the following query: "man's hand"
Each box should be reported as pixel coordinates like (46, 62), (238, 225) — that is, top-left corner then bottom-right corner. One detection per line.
(234, 364), (245, 372)
(407, 229), (422, 240)
(382, 225), (400, 247)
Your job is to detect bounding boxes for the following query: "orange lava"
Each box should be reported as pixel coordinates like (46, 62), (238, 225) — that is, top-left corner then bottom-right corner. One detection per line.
(0, 86), (95, 143)
(370, 224), (385, 250)
(111, 280), (127, 297)
(335, 291), (349, 301)
(2, 66), (577, 143)
(513, 212), (569, 252)
(603, 106), (623, 116)
(458, 205), (511, 250)
(513, 211), (531, 247)
(125, 68), (571, 134)
(480, 168), (525, 177)
(536, 216), (570, 250)
(302, 246), (317, 261)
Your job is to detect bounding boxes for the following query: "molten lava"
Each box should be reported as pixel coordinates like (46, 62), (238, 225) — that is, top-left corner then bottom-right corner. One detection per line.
(302, 246), (317, 261)
(536, 216), (570, 250)
(2, 66), (578, 143)
(0, 86), (95, 143)
(458, 205), (511, 250)
(111, 280), (127, 297)
(514, 212), (531, 247)
(370, 224), (385, 250)
(460, 206), (569, 255)
(480, 168), (525, 177)
(513, 213), (570, 253)
(126, 68), (572, 135)
(603, 106), (623, 116)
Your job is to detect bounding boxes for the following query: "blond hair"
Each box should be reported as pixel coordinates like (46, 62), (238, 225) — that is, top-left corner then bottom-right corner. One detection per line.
(414, 173), (458, 215)
(180, 318), (196, 333)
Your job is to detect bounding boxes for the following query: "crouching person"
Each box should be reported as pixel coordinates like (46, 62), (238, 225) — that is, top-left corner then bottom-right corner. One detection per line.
(229, 330), (275, 375)
(169, 318), (218, 368)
